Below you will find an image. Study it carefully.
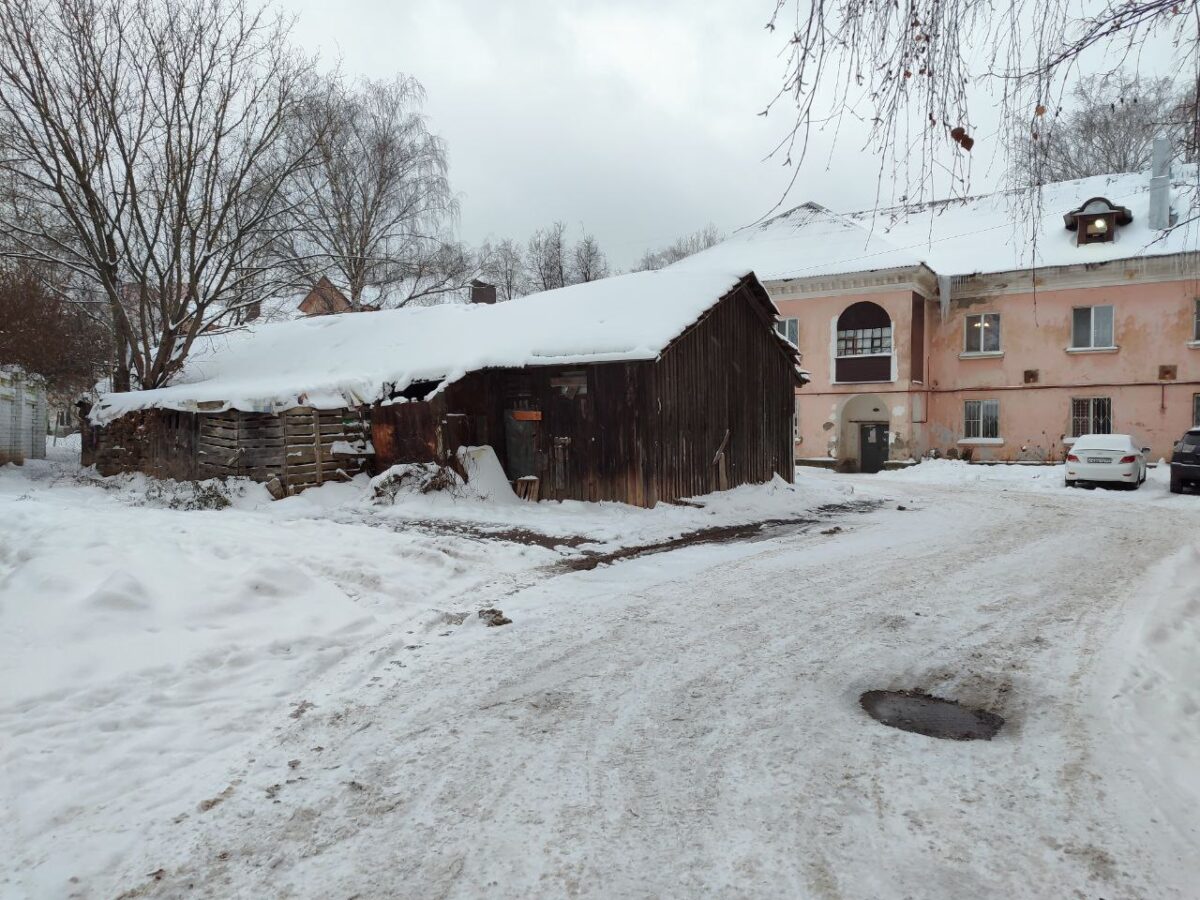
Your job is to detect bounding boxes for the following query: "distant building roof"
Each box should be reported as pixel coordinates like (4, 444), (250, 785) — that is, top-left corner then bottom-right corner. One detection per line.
(673, 165), (1199, 282)
(297, 276), (352, 316)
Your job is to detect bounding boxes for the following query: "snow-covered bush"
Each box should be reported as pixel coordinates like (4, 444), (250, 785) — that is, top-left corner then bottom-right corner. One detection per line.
(371, 463), (465, 503)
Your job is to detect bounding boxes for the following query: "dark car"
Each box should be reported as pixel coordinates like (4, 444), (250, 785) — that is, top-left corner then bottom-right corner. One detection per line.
(1169, 428), (1200, 493)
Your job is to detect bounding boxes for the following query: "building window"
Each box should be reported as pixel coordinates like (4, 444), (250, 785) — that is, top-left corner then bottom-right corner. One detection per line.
(836, 326), (892, 356)
(1193, 299), (1200, 342)
(1071, 305), (1114, 349)
(964, 399), (999, 439)
(775, 317), (798, 345)
(1071, 397), (1112, 436)
(964, 313), (1001, 353)
(835, 301), (892, 382)
(1194, 393), (1200, 427)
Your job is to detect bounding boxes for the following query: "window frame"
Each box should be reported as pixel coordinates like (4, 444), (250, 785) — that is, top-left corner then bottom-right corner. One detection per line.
(775, 317), (799, 346)
(963, 399), (1000, 440)
(963, 313), (1001, 354)
(1070, 396), (1113, 437)
(835, 325), (893, 358)
(1193, 299), (1200, 343)
(1070, 304), (1115, 350)
(1193, 393), (1200, 428)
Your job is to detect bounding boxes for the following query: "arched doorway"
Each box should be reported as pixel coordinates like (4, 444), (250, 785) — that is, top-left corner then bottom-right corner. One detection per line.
(839, 393), (890, 473)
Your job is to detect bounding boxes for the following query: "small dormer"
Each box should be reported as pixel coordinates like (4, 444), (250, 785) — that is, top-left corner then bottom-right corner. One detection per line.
(1063, 197), (1133, 246)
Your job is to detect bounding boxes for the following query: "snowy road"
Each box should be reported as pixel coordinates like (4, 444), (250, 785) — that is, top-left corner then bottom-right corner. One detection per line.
(81, 474), (1200, 900)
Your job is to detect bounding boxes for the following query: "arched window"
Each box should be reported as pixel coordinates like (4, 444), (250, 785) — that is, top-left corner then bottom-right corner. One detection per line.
(835, 302), (892, 382)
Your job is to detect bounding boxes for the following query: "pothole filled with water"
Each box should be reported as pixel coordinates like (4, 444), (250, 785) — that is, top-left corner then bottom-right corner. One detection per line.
(860, 690), (1004, 741)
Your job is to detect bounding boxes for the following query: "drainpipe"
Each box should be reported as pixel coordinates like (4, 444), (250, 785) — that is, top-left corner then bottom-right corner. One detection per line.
(1148, 135), (1172, 231)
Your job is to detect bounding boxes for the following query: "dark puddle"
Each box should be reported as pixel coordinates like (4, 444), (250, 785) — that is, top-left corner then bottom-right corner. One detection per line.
(564, 499), (887, 571)
(860, 690), (1004, 741)
(563, 517), (818, 571)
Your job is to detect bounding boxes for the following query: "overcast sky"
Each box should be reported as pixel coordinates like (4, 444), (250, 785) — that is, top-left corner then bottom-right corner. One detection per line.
(280, 0), (1007, 269)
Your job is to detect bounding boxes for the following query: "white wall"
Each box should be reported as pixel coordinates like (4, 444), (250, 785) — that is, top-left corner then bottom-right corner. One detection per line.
(0, 369), (48, 462)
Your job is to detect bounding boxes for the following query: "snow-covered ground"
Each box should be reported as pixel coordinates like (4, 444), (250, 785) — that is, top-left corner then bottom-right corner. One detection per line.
(2, 456), (1198, 898)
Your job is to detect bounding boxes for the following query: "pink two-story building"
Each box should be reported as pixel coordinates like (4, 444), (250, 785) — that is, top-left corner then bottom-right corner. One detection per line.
(679, 145), (1199, 470)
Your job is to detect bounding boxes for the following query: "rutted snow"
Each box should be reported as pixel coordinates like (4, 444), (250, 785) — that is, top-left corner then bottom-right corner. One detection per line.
(3, 456), (1199, 899)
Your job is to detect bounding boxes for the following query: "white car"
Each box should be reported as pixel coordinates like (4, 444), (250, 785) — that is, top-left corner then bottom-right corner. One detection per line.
(1065, 433), (1149, 489)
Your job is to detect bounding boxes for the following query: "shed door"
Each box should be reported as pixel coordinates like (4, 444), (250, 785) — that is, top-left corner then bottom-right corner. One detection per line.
(859, 424), (887, 474)
(504, 409), (540, 479)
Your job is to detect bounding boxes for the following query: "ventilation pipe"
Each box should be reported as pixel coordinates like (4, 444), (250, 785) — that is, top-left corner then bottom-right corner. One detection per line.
(1148, 135), (1172, 231)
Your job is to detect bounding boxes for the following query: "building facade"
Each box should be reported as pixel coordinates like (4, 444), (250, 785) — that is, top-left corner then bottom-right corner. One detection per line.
(678, 144), (1200, 470)
(771, 254), (1199, 468)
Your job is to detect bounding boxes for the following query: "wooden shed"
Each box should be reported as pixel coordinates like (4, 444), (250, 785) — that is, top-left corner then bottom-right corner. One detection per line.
(87, 269), (803, 505)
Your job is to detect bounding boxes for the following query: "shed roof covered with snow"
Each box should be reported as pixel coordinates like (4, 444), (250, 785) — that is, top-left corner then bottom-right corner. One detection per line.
(673, 166), (1199, 282)
(92, 268), (788, 424)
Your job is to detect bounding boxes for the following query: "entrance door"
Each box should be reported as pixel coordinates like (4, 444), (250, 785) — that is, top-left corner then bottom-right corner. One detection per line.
(859, 423), (887, 473)
(504, 409), (540, 478)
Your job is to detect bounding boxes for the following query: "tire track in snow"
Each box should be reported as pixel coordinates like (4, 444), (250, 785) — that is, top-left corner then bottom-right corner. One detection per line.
(109, 485), (1200, 900)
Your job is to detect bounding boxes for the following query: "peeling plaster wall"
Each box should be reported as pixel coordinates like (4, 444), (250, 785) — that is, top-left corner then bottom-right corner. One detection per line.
(776, 286), (929, 464)
(928, 276), (1200, 461)
(776, 268), (1200, 466)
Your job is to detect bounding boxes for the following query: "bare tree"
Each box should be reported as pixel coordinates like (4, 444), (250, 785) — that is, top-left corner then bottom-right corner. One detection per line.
(526, 221), (568, 292)
(0, 0), (316, 391)
(570, 234), (609, 283)
(279, 75), (467, 309)
(478, 237), (528, 301)
(635, 224), (724, 271)
(1010, 75), (1197, 183)
(0, 262), (110, 396)
(765, 0), (1200, 205)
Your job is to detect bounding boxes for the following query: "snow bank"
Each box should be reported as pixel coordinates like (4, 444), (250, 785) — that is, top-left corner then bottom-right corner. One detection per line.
(1101, 545), (1200, 837)
(368, 468), (856, 548)
(0, 461), (559, 895)
(457, 445), (519, 504)
(90, 268), (750, 424)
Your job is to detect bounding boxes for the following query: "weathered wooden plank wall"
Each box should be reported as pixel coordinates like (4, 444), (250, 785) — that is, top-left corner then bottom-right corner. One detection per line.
(94, 406), (369, 494)
(648, 282), (796, 503)
(93, 278), (796, 506)
(368, 282), (796, 507)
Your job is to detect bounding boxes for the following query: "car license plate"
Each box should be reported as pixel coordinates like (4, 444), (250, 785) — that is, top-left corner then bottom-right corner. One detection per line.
(1086, 457), (1110, 463)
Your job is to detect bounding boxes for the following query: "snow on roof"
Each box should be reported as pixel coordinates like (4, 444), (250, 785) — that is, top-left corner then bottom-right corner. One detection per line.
(674, 166), (1199, 282)
(92, 268), (753, 424)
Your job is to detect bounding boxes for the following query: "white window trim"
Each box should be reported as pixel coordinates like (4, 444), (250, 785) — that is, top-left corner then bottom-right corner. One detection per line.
(963, 398), (1000, 441)
(1070, 304), (1115, 351)
(831, 379), (896, 386)
(959, 351), (1005, 359)
(775, 317), (799, 346)
(957, 437), (1005, 446)
(1186, 340), (1200, 350)
(963, 313), (1001, 354)
(834, 351), (892, 359)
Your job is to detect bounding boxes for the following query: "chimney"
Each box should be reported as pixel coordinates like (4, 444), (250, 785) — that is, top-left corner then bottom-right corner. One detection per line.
(469, 279), (497, 305)
(1148, 135), (1172, 230)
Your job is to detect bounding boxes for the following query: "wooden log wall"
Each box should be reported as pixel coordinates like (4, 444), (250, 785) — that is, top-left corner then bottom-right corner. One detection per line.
(94, 406), (370, 495)
(197, 407), (369, 492)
